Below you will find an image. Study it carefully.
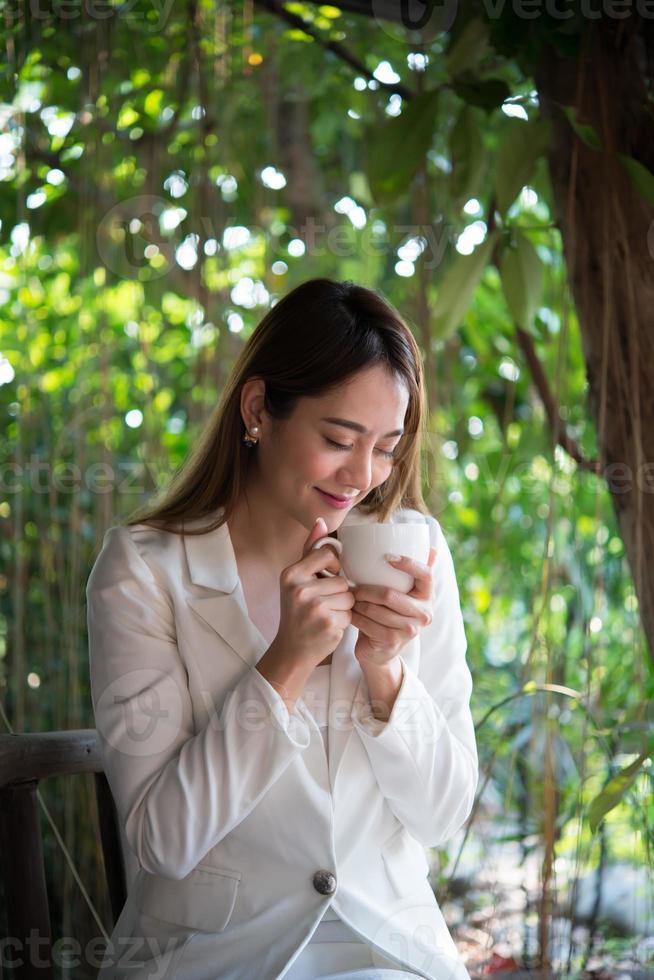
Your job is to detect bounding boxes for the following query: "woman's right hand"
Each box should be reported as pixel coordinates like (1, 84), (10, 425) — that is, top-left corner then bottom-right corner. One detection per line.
(274, 517), (354, 667)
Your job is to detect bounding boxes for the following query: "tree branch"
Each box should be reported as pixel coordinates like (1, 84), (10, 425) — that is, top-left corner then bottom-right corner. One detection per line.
(486, 197), (599, 474)
(514, 324), (600, 474)
(255, 4), (598, 477)
(253, 0), (413, 101)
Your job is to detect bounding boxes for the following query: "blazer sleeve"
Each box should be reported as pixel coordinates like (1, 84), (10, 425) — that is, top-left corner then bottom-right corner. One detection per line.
(86, 524), (312, 881)
(350, 514), (479, 848)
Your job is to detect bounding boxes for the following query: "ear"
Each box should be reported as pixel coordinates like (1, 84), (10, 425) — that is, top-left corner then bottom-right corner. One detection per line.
(240, 377), (266, 428)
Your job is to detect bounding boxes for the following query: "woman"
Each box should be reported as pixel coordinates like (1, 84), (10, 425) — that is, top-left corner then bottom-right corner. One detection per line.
(86, 277), (478, 980)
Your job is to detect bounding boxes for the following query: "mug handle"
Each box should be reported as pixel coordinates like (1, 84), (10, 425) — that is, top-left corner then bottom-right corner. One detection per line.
(310, 537), (356, 588)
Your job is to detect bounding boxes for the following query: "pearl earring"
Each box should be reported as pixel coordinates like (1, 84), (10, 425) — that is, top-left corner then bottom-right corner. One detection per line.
(243, 425), (260, 448)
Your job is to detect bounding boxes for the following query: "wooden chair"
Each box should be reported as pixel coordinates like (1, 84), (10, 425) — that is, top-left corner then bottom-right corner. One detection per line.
(0, 730), (127, 979)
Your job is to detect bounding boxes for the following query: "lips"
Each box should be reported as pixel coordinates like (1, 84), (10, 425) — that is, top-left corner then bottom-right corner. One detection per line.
(315, 488), (356, 509)
(319, 490), (350, 502)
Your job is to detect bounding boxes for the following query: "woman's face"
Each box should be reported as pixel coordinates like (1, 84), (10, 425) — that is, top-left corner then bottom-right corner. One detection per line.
(255, 365), (410, 530)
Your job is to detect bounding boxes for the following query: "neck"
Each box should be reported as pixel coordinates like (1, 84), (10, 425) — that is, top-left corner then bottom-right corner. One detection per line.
(227, 476), (311, 574)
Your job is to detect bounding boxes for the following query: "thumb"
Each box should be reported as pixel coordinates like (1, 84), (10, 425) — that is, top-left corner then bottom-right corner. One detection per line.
(304, 516), (327, 554)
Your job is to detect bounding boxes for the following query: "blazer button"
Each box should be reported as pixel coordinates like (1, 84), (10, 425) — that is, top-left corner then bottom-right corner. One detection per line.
(312, 870), (337, 895)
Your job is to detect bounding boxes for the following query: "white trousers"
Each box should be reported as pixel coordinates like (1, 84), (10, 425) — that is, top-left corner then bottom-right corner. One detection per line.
(282, 914), (424, 980)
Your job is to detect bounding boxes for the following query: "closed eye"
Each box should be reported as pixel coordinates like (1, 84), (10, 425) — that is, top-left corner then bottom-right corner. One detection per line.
(324, 437), (396, 460)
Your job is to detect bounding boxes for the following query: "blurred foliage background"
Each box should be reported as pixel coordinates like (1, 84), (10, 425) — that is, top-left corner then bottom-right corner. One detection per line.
(1, 2), (653, 977)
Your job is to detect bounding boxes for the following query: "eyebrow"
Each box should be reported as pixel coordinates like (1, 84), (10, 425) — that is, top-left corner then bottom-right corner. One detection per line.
(320, 417), (404, 438)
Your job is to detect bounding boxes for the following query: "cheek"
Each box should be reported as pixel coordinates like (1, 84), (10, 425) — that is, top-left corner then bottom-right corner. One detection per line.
(285, 442), (331, 480)
(313, 451), (353, 484)
(318, 451), (394, 485)
(315, 452), (339, 477)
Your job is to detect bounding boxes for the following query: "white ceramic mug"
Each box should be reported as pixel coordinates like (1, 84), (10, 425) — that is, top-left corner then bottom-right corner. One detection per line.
(310, 521), (431, 592)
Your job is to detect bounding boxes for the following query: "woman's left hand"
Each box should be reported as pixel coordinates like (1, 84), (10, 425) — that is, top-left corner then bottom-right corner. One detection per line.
(352, 547), (437, 668)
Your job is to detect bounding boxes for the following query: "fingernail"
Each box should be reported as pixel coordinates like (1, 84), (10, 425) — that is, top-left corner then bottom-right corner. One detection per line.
(385, 553), (400, 562)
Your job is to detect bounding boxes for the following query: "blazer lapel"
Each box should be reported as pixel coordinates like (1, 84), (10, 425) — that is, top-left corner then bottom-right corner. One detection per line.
(184, 512), (268, 669)
(181, 508), (367, 789)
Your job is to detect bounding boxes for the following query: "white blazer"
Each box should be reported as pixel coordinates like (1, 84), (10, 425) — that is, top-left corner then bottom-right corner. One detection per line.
(86, 503), (478, 980)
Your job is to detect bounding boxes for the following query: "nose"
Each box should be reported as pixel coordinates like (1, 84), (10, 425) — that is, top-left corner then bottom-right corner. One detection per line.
(336, 449), (374, 492)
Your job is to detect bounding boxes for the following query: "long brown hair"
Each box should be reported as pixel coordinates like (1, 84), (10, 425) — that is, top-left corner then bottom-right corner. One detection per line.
(124, 277), (430, 535)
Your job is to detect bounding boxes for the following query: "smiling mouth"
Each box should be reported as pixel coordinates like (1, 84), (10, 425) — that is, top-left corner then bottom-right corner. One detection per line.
(316, 489), (356, 502)
(314, 488), (359, 508)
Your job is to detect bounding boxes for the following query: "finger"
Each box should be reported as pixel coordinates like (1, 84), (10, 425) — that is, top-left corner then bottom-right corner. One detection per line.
(351, 607), (419, 645)
(303, 517), (328, 555)
(384, 551), (436, 600)
(353, 600), (419, 632)
(355, 594), (431, 629)
(353, 586), (416, 616)
(350, 608), (389, 643)
(384, 551), (435, 576)
(295, 544), (342, 580)
(310, 575), (354, 597)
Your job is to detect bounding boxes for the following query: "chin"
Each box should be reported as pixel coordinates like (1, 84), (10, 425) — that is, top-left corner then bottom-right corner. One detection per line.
(330, 511), (354, 533)
(309, 511), (341, 535)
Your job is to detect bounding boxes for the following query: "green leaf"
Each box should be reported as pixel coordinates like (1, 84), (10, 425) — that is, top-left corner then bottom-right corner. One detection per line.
(499, 232), (544, 332)
(349, 171), (373, 207)
(117, 104), (139, 130)
(559, 104), (601, 150)
(495, 117), (551, 216)
(432, 230), (498, 341)
(618, 153), (654, 208)
(131, 68), (151, 88)
(451, 74), (511, 112)
(449, 104), (487, 207)
(144, 89), (165, 118)
(588, 750), (649, 833)
(366, 89), (440, 204)
(284, 28), (314, 42)
(445, 19), (489, 79)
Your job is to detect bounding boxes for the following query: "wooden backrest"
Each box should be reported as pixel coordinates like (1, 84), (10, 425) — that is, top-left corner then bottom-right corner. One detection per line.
(0, 730), (127, 979)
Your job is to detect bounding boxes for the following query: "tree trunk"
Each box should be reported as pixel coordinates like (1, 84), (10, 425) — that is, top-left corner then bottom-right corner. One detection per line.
(277, 88), (332, 235)
(534, 21), (654, 668)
